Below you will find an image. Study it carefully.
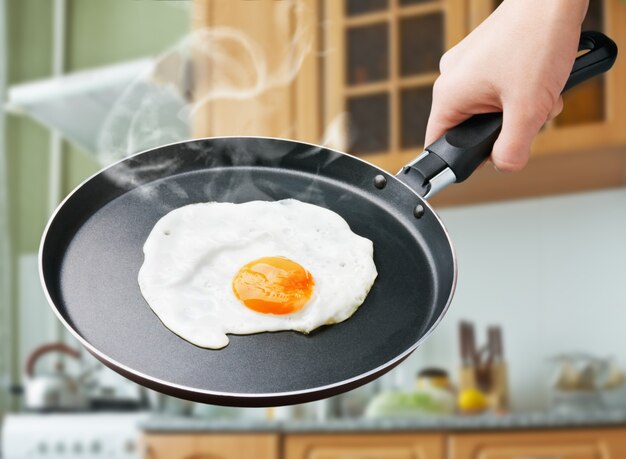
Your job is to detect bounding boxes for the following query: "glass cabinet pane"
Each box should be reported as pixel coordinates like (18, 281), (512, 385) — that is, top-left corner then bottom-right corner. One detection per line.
(347, 93), (390, 154)
(555, 79), (605, 127)
(400, 86), (433, 149)
(582, 0), (603, 30)
(346, 0), (389, 16)
(554, 0), (605, 127)
(399, 13), (444, 76)
(346, 23), (389, 85)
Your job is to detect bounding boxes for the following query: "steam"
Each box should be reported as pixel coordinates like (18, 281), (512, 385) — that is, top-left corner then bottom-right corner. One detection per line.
(321, 113), (351, 153)
(95, 0), (355, 213)
(189, 24), (310, 111)
(96, 0), (312, 164)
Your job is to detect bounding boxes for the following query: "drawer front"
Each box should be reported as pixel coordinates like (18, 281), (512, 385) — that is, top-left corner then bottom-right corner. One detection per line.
(449, 428), (626, 459)
(284, 434), (444, 459)
(309, 445), (416, 459)
(464, 445), (601, 459)
(144, 434), (279, 459)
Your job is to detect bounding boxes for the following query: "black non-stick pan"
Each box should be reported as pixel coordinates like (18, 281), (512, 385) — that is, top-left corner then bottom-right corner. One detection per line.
(40, 32), (616, 407)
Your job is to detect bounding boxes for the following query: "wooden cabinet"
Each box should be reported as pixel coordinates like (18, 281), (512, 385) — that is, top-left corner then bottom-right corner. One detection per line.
(143, 429), (626, 459)
(449, 429), (626, 459)
(191, 0), (626, 206)
(320, 0), (626, 206)
(284, 434), (445, 459)
(143, 434), (279, 459)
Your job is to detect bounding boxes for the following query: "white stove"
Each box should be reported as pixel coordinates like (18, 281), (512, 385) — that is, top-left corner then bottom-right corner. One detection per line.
(2, 413), (149, 459)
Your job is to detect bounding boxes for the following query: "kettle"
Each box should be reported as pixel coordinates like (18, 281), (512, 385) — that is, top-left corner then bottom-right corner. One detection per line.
(23, 343), (89, 411)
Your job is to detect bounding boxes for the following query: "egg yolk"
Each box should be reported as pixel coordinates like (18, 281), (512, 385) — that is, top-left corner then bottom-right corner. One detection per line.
(232, 256), (315, 315)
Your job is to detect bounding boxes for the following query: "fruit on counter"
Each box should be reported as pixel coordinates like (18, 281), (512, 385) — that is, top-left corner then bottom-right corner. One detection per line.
(365, 388), (455, 418)
(458, 388), (488, 414)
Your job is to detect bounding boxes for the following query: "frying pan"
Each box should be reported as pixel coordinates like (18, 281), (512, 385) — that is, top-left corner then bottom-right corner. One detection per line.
(39, 31), (617, 407)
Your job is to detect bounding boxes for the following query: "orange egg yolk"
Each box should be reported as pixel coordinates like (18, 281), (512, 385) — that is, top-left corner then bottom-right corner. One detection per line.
(232, 256), (315, 315)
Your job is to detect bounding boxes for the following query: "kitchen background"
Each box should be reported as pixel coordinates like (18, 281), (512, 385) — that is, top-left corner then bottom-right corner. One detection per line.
(2, 0), (626, 458)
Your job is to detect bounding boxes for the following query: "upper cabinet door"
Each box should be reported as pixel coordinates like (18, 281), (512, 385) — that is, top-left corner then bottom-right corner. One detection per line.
(190, 0), (626, 206)
(191, 0), (321, 142)
(323, 0), (467, 173)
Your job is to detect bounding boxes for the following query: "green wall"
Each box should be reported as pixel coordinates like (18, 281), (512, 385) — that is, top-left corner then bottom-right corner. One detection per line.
(8, 0), (189, 249)
(63, 0), (191, 192)
(5, 0), (190, 403)
(6, 0), (53, 254)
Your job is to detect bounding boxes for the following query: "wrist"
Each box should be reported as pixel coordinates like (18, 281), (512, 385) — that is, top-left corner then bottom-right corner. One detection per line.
(554, 0), (589, 24)
(503, 0), (589, 26)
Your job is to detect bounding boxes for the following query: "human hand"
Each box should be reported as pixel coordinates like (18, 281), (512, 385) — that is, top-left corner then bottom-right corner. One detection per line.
(424, 0), (588, 172)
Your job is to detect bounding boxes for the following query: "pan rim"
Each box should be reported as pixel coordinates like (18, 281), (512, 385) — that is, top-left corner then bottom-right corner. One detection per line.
(38, 135), (458, 402)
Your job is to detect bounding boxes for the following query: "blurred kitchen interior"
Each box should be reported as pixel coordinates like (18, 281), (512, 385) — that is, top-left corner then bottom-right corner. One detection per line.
(2, 0), (626, 457)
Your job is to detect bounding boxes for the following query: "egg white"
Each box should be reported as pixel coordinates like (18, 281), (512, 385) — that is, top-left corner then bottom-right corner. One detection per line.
(138, 199), (378, 349)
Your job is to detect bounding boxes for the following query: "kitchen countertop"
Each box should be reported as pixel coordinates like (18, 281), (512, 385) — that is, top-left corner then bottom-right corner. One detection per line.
(141, 409), (626, 433)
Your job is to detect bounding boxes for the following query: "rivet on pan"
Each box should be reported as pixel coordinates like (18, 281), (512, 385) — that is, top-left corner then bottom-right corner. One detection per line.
(373, 175), (387, 189)
(413, 204), (425, 219)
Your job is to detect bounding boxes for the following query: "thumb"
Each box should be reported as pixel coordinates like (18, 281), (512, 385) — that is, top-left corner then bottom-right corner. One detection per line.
(491, 102), (547, 172)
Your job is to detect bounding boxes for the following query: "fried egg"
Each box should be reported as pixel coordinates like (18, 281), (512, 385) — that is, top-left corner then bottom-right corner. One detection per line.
(138, 199), (377, 349)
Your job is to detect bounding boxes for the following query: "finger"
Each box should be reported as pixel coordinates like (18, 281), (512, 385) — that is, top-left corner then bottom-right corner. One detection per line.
(547, 96), (564, 121)
(491, 102), (547, 172)
(425, 76), (502, 147)
(424, 78), (468, 146)
(424, 106), (472, 148)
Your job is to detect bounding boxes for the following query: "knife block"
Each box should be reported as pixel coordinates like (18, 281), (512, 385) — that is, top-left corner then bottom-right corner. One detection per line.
(458, 363), (509, 412)
(487, 361), (509, 412)
(458, 322), (509, 412)
(458, 366), (477, 392)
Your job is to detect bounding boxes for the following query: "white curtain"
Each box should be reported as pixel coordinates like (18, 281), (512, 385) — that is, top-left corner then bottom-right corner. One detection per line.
(0, 0), (12, 414)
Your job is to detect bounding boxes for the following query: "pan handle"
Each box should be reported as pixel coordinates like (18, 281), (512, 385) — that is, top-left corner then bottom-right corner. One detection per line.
(397, 31), (618, 198)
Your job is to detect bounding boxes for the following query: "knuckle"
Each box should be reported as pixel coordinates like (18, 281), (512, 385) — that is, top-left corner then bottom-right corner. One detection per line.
(432, 76), (452, 100)
(432, 76), (445, 92)
(492, 137), (531, 172)
(439, 51), (453, 72)
(511, 89), (557, 124)
(439, 45), (461, 73)
(493, 155), (528, 173)
(511, 101), (549, 126)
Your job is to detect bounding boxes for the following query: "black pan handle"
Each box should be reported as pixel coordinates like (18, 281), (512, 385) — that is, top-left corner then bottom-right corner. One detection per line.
(397, 31), (618, 198)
